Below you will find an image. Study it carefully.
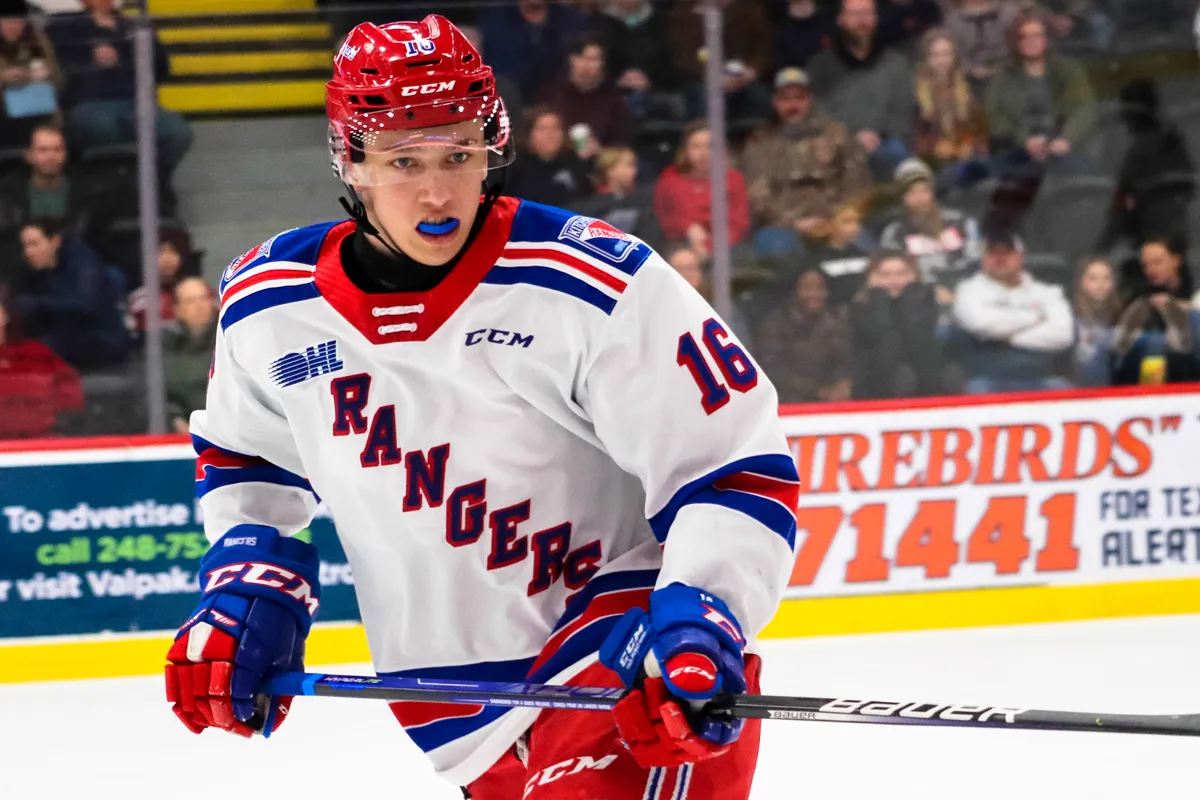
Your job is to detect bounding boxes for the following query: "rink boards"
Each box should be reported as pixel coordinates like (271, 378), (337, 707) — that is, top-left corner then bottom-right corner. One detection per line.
(2, 384), (1199, 681)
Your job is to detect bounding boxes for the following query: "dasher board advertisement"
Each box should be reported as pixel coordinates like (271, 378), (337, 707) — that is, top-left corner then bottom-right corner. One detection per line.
(779, 385), (1200, 599)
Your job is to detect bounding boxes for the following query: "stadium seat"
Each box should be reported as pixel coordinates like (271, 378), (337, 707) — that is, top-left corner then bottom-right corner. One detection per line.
(1026, 176), (1115, 262)
(0, 147), (25, 182)
(1023, 251), (1072, 291)
(98, 216), (186, 290)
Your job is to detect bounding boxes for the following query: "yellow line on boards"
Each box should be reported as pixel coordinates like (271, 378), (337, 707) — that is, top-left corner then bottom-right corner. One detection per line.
(763, 576), (1200, 638)
(3, 578), (1199, 683)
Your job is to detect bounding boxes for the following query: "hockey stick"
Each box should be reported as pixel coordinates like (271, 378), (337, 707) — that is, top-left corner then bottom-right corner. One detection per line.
(262, 671), (1200, 736)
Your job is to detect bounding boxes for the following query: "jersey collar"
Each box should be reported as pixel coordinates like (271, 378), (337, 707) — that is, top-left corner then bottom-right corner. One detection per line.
(315, 196), (518, 344)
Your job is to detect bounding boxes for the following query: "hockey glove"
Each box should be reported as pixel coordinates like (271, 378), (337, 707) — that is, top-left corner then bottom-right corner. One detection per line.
(598, 582), (747, 768)
(165, 525), (320, 738)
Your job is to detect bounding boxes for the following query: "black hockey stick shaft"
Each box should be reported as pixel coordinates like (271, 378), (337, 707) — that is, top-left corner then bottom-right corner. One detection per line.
(263, 672), (1200, 736)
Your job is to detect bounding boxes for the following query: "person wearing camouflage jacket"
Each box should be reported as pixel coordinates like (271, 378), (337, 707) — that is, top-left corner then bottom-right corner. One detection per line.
(742, 67), (873, 257)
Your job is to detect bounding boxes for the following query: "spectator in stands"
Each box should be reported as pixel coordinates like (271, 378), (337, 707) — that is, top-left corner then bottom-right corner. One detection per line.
(777, 0), (835, 69)
(807, 0), (915, 179)
(0, 292), (83, 439)
(1119, 235), (1195, 310)
(163, 276), (216, 435)
(128, 224), (201, 333)
(665, 242), (752, 343)
(878, 0), (943, 53)
(1072, 255), (1118, 386)
(576, 147), (662, 248)
(849, 248), (947, 398)
(912, 28), (988, 188)
(47, 0), (192, 176)
(12, 219), (128, 369)
(0, 3), (62, 149)
(505, 107), (594, 208)
(1113, 236), (1200, 385)
(476, 0), (589, 101)
(668, 0), (775, 120)
(880, 158), (980, 302)
(943, 0), (1019, 94)
(537, 35), (632, 153)
(741, 67), (872, 258)
(801, 201), (872, 307)
(755, 265), (852, 402)
(458, 25), (524, 136)
(1101, 79), (1195, 251)
(985, 9), (1098, 177)
(952, 230), (1074, 393)
(653, 121), (750, 256)
(593, 0), (677, 120)
(0, 124), (114, 245)
(1042, 0), (1114, 52)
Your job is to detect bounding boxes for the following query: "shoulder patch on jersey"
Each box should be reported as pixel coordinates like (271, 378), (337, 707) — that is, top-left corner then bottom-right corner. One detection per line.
(218, 221), (342, 297)
(509, 201), (652, 277)
(557, 215), (644, 266)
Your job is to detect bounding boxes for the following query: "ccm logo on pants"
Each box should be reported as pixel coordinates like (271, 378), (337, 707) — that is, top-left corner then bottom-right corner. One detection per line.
(523, 755), (618, 797)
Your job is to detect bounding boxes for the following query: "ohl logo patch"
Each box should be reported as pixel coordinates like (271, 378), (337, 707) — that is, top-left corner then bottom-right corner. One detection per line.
(558, 215), (643, 263)
(270, 340), (345, 388)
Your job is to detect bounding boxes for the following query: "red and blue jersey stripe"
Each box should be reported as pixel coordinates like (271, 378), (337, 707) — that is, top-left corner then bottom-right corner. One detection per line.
(192, 435), (314, 499)
(648, 454), (800, 550)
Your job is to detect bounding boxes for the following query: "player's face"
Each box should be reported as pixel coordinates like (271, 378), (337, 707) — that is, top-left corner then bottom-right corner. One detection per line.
(358, 121), (489, 266)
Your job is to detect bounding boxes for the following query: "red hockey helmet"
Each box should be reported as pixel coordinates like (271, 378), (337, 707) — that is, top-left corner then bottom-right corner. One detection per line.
(326, 16), (513, 187)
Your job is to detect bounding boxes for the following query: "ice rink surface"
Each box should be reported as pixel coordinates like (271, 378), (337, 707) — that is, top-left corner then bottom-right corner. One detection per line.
(3, 614), (1196, 799)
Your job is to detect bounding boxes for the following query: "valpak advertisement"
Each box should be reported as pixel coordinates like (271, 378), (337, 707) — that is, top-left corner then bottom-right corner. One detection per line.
(780, 388), (1200, 598)
(0, 444), (358, 639)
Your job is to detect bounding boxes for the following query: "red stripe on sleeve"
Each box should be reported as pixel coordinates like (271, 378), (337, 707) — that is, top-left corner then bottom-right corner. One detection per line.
(503, 247), (628, 294)
(713, 472), (800, 510)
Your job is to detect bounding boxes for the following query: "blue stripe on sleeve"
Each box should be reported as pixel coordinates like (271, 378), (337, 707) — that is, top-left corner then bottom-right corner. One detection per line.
(482, 266), (617, 314)
(220, 282), (321, 330)
(648, 453), (799, 548)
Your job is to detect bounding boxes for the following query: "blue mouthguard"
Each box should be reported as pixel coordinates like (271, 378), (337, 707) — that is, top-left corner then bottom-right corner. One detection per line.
(417, 219), (460, 235)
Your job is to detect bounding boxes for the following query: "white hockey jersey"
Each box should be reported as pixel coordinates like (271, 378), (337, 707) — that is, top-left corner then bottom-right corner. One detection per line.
(190, 196), (799, 786)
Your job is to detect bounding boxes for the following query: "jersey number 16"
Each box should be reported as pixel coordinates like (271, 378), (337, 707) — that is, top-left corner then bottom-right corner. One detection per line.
(677, 318), (758, 415)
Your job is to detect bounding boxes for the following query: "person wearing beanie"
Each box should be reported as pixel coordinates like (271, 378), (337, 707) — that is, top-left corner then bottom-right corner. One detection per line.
(880, 156), (980, 306)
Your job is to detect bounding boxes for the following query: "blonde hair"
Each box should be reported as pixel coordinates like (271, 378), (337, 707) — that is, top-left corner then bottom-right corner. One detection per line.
(595, 146), (635, 178)
(914, 29), (973, 139)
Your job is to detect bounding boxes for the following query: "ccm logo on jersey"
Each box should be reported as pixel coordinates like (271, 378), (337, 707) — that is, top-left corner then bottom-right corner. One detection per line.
(524, 755), (618, 798)
(328, 373), (603, 595)
(400, 80), (455, 96)
(204, 562), (320, 615)
(465, 328), (533, 348)
(818, 699), (1028, 723)
(270, 340), (345, 387)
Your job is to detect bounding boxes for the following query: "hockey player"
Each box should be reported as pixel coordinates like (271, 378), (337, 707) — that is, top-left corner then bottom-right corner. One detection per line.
(164, 16), (799, 799)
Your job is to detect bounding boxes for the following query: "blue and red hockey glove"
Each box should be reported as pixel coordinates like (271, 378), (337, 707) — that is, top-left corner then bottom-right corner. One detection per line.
(598, 582), (748, 768)
(165, 525), (320, 738)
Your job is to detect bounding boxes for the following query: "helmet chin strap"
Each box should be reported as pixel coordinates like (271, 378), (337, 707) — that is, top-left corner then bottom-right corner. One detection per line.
(339, 185), (410, 262)
(339, 172), (507, 267)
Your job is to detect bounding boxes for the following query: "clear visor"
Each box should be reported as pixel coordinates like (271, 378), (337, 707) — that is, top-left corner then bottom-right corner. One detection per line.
(330, 96), (513, 186)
